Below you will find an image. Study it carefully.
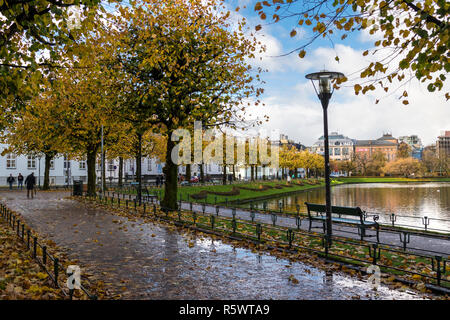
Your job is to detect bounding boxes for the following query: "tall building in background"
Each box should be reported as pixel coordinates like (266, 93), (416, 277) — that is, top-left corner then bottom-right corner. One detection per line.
(398, 135), (424, 160)
(436, 131), (450, 159)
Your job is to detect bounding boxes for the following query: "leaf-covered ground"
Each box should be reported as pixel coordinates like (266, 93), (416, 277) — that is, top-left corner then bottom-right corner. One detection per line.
(0, 221), (65, 299)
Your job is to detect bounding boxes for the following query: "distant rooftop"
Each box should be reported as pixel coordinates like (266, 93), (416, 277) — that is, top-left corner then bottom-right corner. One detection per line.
(355, 140), (397, 146)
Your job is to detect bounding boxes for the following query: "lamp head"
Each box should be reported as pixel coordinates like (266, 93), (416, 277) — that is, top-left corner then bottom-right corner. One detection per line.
(305, 70), (345, 96)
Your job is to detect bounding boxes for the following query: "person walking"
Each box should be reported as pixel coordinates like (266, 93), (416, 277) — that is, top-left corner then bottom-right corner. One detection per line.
(17, 173), (24, 190)
(25, 172), (36, 199)
(7, 174), (15, 190)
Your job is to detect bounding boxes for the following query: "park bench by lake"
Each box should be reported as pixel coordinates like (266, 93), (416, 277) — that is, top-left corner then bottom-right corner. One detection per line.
(305, 202), (379, 242)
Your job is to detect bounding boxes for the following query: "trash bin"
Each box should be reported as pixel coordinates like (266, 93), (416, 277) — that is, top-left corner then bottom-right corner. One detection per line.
(73, 180), (83, 196)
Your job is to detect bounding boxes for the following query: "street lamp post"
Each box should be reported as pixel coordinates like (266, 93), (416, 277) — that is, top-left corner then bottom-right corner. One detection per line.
(305, 70), (345, 247)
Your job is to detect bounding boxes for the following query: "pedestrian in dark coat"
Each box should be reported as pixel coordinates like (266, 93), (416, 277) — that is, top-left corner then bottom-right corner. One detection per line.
(7, 174), (15, 190)
(17, 173), (24, 190)
(25, 172), (36, 199)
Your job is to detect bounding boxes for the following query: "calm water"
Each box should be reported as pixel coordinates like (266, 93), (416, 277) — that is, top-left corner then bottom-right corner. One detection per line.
(245, 183), (450, 232)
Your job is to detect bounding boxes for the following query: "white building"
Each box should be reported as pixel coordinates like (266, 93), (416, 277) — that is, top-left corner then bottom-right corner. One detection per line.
(311, 132), (354, 161)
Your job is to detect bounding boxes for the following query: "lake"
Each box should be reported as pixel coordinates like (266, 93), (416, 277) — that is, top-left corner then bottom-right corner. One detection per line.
(243, 182), (450, 232)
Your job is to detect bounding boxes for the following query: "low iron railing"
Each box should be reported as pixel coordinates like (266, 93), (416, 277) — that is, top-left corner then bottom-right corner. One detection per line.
(0, 203), (97, 300)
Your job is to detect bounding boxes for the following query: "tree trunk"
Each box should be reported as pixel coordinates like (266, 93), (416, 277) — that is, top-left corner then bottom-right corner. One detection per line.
(136, 132), (143, 205)
(86, 147), (97, 196)
(200, 163), (205, 183)
(186, 163), (191, 181)
(232, 165), (236, 181)
(262, 165), (266, 180)
(118, 157), (123, 187)
(251, 165), (254, 181)
(222, 164), (226, 185)
(161, 131), (178, 210)
(42, 153), (52, 190)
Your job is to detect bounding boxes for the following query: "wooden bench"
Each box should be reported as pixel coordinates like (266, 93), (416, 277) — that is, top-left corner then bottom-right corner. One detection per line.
(305, 202), (379, 242)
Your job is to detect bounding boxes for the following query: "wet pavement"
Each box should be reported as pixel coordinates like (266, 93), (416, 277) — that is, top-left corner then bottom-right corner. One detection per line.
(0, 190), (431, 299)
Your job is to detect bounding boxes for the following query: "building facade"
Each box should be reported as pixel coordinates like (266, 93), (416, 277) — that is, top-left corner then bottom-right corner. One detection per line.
(436, 131), (450, 159)
(311, 132), (354, 161)
(353, 133), (398, 161)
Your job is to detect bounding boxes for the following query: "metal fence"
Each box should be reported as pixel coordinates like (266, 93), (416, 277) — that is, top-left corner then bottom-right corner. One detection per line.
(0, 203), (97, 300)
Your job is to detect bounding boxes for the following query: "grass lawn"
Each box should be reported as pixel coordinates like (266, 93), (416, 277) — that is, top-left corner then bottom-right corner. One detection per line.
(144, 178), (344, 205)
(335, 177), (450, 183)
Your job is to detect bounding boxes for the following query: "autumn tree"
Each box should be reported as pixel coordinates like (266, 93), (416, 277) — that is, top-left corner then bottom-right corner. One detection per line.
(254, 0), (449, 102)
(108, 0), (263, 210)
(397, 142), (412, 158)
(0, 0), (102, 105)
(383, 157), (424, 177)
(0, 86), (68, 189)
(366, 150), (387, 175)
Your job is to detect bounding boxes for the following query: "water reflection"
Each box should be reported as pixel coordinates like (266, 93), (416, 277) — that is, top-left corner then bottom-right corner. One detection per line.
(246, 183), (450, 230)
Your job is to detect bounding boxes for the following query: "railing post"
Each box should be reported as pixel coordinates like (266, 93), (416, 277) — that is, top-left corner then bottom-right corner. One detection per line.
(210, 215), (215, 229)
(232, 218), (237, 235)
(287, 229), (294, 248)
(33, 237), (37, 259)
(368, 243), (380, 265)
(422, 216), (430, 231)
(250, 211), (255, 223)
(390, 213), (396, 227)
(432, 256), (446, 286)
(256, 223), (262, 242)
(27, 230), (30, 249)
(42, 246), (47, 265)
(215, 205), (220, 216)
(54, 258), (59, 287)
(271, 213), (277, 226)
(399, 232), (410, 251)
(295, 215), (301, 230)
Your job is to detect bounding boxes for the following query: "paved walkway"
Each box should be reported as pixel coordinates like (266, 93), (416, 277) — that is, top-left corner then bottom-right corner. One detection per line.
(0, 190), (431, 299)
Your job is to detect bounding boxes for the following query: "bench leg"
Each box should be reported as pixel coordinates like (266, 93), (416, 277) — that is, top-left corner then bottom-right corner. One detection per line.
(360, 226), (365, 241)
(376, 225), (380, 243)
(308, 219), (312, 232)
(322, 221), (326, 234)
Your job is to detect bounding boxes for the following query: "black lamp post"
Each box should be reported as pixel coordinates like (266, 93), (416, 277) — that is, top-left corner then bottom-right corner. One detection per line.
(305, 70), (345, 246)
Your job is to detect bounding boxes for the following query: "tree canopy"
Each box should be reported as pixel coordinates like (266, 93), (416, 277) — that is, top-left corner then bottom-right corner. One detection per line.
(253, 0), (449, 103)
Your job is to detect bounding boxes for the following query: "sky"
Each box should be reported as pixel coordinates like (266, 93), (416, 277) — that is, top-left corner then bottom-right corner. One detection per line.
(224, 0), (450, 147)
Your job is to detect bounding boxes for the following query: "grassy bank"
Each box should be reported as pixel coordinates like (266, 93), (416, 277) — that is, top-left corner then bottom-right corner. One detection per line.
(144, 179), (343, 205)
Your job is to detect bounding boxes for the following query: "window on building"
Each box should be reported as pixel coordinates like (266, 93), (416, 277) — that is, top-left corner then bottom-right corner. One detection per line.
(79, 160), (86, 170)
(343, 148), (349, 155)
(335, 148), (341, 156)
(6, 154), (16, 169)
(147, 159), (152, 171)
(64, 156), (71, 169)
(108, 160), (114, 171)
(27, 155), (36, 169)
(50, 160), (55, 170)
